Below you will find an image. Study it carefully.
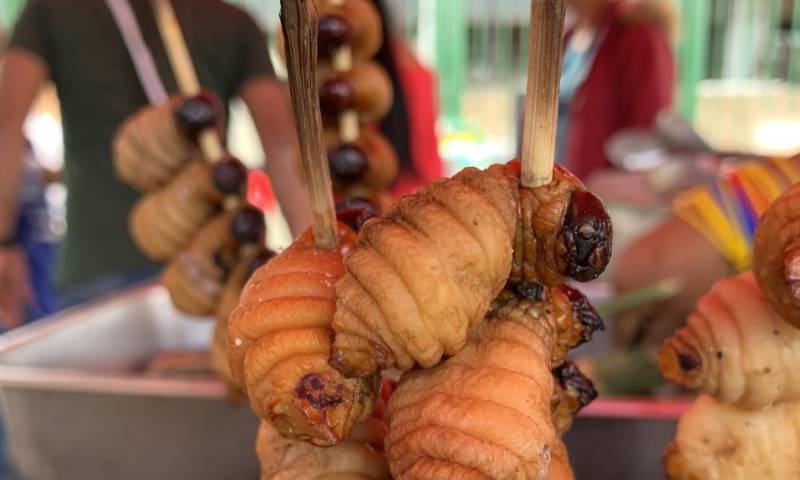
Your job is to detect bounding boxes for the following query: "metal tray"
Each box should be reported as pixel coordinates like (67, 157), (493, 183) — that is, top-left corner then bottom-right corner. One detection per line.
(0, 284), (259, 480)
(0, 283), (687, 480)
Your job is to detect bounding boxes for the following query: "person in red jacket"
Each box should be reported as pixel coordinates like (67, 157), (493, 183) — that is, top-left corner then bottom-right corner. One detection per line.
(558, 0), (676, 180)
(371, 0), (443, 197)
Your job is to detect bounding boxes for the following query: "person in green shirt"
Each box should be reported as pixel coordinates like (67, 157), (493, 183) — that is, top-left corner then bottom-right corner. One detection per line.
(0, 0), (310, 326)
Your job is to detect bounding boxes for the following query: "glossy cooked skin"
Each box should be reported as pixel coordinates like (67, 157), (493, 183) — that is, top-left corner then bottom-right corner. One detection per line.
(129, 160), (223, 261)
(754, 182), (800, 328)
(665, 395), (800, 480)
(211, 249), (265, 388)
(319, 61), (394, 124)
(227, 226), (376, 446)
(330, 163), (520, 377)
(162, 210), (236, 316)
(385, 287), (591, 480)
(113, 96), (197, 192)
(330, 162), (611, 378)
(324, 128), (399, 195)
(256, 416), (389, 480)
(659, 272), (800, 410)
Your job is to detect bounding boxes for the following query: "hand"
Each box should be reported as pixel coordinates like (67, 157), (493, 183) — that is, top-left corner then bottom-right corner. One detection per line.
(0, 246), (32, 328)
(611, 216), (731, 349)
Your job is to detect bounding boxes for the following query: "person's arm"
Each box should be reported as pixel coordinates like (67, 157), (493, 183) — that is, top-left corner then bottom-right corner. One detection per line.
(239, 77), (310, 236)
(0, 49), (49, 327)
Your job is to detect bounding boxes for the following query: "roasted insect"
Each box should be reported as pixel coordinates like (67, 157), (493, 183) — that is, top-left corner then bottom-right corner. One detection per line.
(256, 380), (393, 480)
(113, 93), (221, 191)
(659, 272), (800, 409)
(665, 395), (800, 480)
(330, 162), (612, 378)
(227, 225), (376, 446)
(753, 182), (800, 328)
(384, 285), (602, 480)
(129, 157), (248, 261)
(162, 206), (265, 315)
(319, 62), (393, 124)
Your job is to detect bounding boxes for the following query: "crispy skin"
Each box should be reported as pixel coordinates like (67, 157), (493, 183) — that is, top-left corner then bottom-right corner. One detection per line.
(162, 211), (236, 316)
(659, 272), (800, 409)
(754, 182), (800, 327)
(211, 248), (265, 391)
(113, 96), (197, 192)
(330, 162), (611, 378)
(330, 164), (520, 377)
(256, 416), (389, 480)
(129, 161), (223, 261)
(665, 395), (800, 480)
(385, 287), (591, 480)
(228, 226), (376, 446)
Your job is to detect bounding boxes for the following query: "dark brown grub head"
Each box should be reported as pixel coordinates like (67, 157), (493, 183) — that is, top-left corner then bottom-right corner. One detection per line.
(560, 190), (612, 282)
(554, 361), (598, 411)
(295, 373), (344, 409)
(559, 283), (605, 345)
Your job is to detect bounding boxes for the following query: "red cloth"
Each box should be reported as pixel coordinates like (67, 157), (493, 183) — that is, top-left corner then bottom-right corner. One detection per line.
(390, 40), (444, 197)
(565, 1), (675, 180)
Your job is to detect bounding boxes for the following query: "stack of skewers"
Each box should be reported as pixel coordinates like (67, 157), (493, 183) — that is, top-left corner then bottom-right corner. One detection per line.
(111, 0), (275, 387)
(224, 1), (618, 479)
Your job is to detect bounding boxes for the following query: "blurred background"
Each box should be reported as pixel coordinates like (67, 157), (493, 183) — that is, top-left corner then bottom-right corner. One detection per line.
(6, 0), (800, 173)
(0, 1), (798, 478)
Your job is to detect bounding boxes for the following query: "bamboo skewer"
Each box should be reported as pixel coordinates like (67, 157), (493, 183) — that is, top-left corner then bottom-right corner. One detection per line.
(328, 0), (360, 143)
(281, 0), (340, 248)
(151, 0), (225, 163)
(520, 0), (568, 188)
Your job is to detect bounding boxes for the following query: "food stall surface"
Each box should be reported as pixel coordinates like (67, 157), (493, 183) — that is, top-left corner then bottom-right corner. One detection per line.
(0, 285), (259, 480)
(0, 285), (688, 479)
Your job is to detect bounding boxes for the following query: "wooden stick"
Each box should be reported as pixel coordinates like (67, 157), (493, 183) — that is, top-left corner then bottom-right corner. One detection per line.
(281, 0), (339, 248)
(151, 0), (224, 163)
(520, 0), (567, 187)
(328, 0), (360, 143)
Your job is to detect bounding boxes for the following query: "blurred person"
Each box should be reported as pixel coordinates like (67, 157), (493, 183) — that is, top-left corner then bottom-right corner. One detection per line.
(371, 0), (443, 197)
(612, 155), (800, 350)
(557, 0), (676, 181)
(0, 0), (311, 326)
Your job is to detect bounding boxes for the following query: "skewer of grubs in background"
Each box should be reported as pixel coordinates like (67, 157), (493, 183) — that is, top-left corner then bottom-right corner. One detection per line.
(278, 0), (398, 216)
(112, 1), (275, 326)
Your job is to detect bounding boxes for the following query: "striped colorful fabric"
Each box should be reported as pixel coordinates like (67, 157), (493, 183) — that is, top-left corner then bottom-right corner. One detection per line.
(674, 155), (800, 272)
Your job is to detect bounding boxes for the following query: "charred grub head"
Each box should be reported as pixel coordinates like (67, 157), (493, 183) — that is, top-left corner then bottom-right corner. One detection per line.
(245, 249), (276, 278)
(559, 283), (605, 345)
(175, 90), (220, 138)
(516, 281), (545, 302)
(231, 206), (266, 244)
(318, 15), (352, 56)
(320, 79), (355, 115)
(296, 373), (344, 409)
(328, 144), (368, 184)
(336, 197), (378, 232)
(212, 156), (249, 195)
(678, 353), (700, 372)
(554, 361), (598, 411)
(560, 190), (612, 282)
